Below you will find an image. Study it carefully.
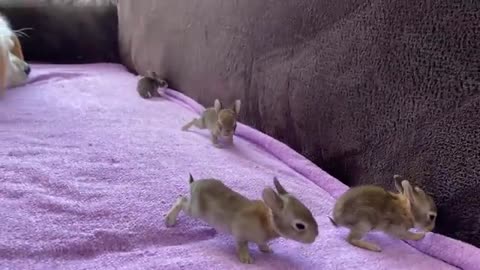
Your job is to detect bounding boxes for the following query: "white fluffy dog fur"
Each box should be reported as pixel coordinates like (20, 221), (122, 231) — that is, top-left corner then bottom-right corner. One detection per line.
(0, 14), (30, 97)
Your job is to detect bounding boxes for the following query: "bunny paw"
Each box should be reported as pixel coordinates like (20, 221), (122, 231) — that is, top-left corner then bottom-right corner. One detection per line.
(239, 253), (253, 264)
(164, 214), (177, 227)
(411, 232), (426, 241)
(369, 245), (382, 252)
(258, 244), (272, 253)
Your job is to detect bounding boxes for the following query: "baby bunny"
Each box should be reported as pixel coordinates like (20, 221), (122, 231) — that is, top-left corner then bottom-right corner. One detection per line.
(137, 70), (168, 99)
(165, 175), (318, 264)
(329, 175), (437, 252)
(181, 99), (241, 147)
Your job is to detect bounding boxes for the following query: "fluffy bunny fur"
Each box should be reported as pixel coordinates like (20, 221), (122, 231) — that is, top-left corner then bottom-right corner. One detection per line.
(136, 70), (168, 99)
(329, 175), (437, 252)
(165, 175), (318, 264)
(0, 14), (30, 97)
(181, 99), (241, 147)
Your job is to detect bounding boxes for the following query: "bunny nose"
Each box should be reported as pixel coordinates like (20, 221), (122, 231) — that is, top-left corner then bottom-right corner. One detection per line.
(24, 65), (31, 75)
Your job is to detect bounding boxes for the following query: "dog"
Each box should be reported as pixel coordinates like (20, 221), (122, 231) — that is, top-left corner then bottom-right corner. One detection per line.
(0, 13), (30, 97)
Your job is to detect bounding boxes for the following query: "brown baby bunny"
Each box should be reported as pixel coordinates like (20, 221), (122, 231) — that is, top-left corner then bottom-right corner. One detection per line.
(329, 175), (437, 252)
(181, 99), (241, 147)
(137, 70), (168, 99)
(165, 175), (318, 264)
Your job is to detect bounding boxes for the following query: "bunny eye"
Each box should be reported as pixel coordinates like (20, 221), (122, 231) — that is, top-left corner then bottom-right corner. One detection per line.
(428, 213), (436, 221)
(294, 222), (306, 231)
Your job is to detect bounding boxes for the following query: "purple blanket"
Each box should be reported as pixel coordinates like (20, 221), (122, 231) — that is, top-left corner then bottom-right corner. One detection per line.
(0, 64), (478, 270)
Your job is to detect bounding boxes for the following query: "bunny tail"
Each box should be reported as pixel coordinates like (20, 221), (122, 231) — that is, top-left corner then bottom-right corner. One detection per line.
(328, 216), (338, 227)
(188, 173), (194, 184)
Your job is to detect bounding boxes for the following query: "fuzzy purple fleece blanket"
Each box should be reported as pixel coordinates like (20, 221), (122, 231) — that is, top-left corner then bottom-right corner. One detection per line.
(0, 64), (478, 270)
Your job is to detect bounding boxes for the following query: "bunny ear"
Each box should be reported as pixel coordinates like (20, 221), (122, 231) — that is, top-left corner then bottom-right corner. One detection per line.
(214, 99), (222, 113)
(262, 187), (284, 213)
(401, 180), (416, 203)
(414, 186), (422, 192)
(232, 100), (241, 114)
(273, 177), (287, 195)
(414, 186), (428, 199)
(394, 175), (404, 193)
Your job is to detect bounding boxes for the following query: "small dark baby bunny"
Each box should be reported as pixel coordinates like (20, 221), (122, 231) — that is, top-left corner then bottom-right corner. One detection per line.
(137, 70), (168, 99)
